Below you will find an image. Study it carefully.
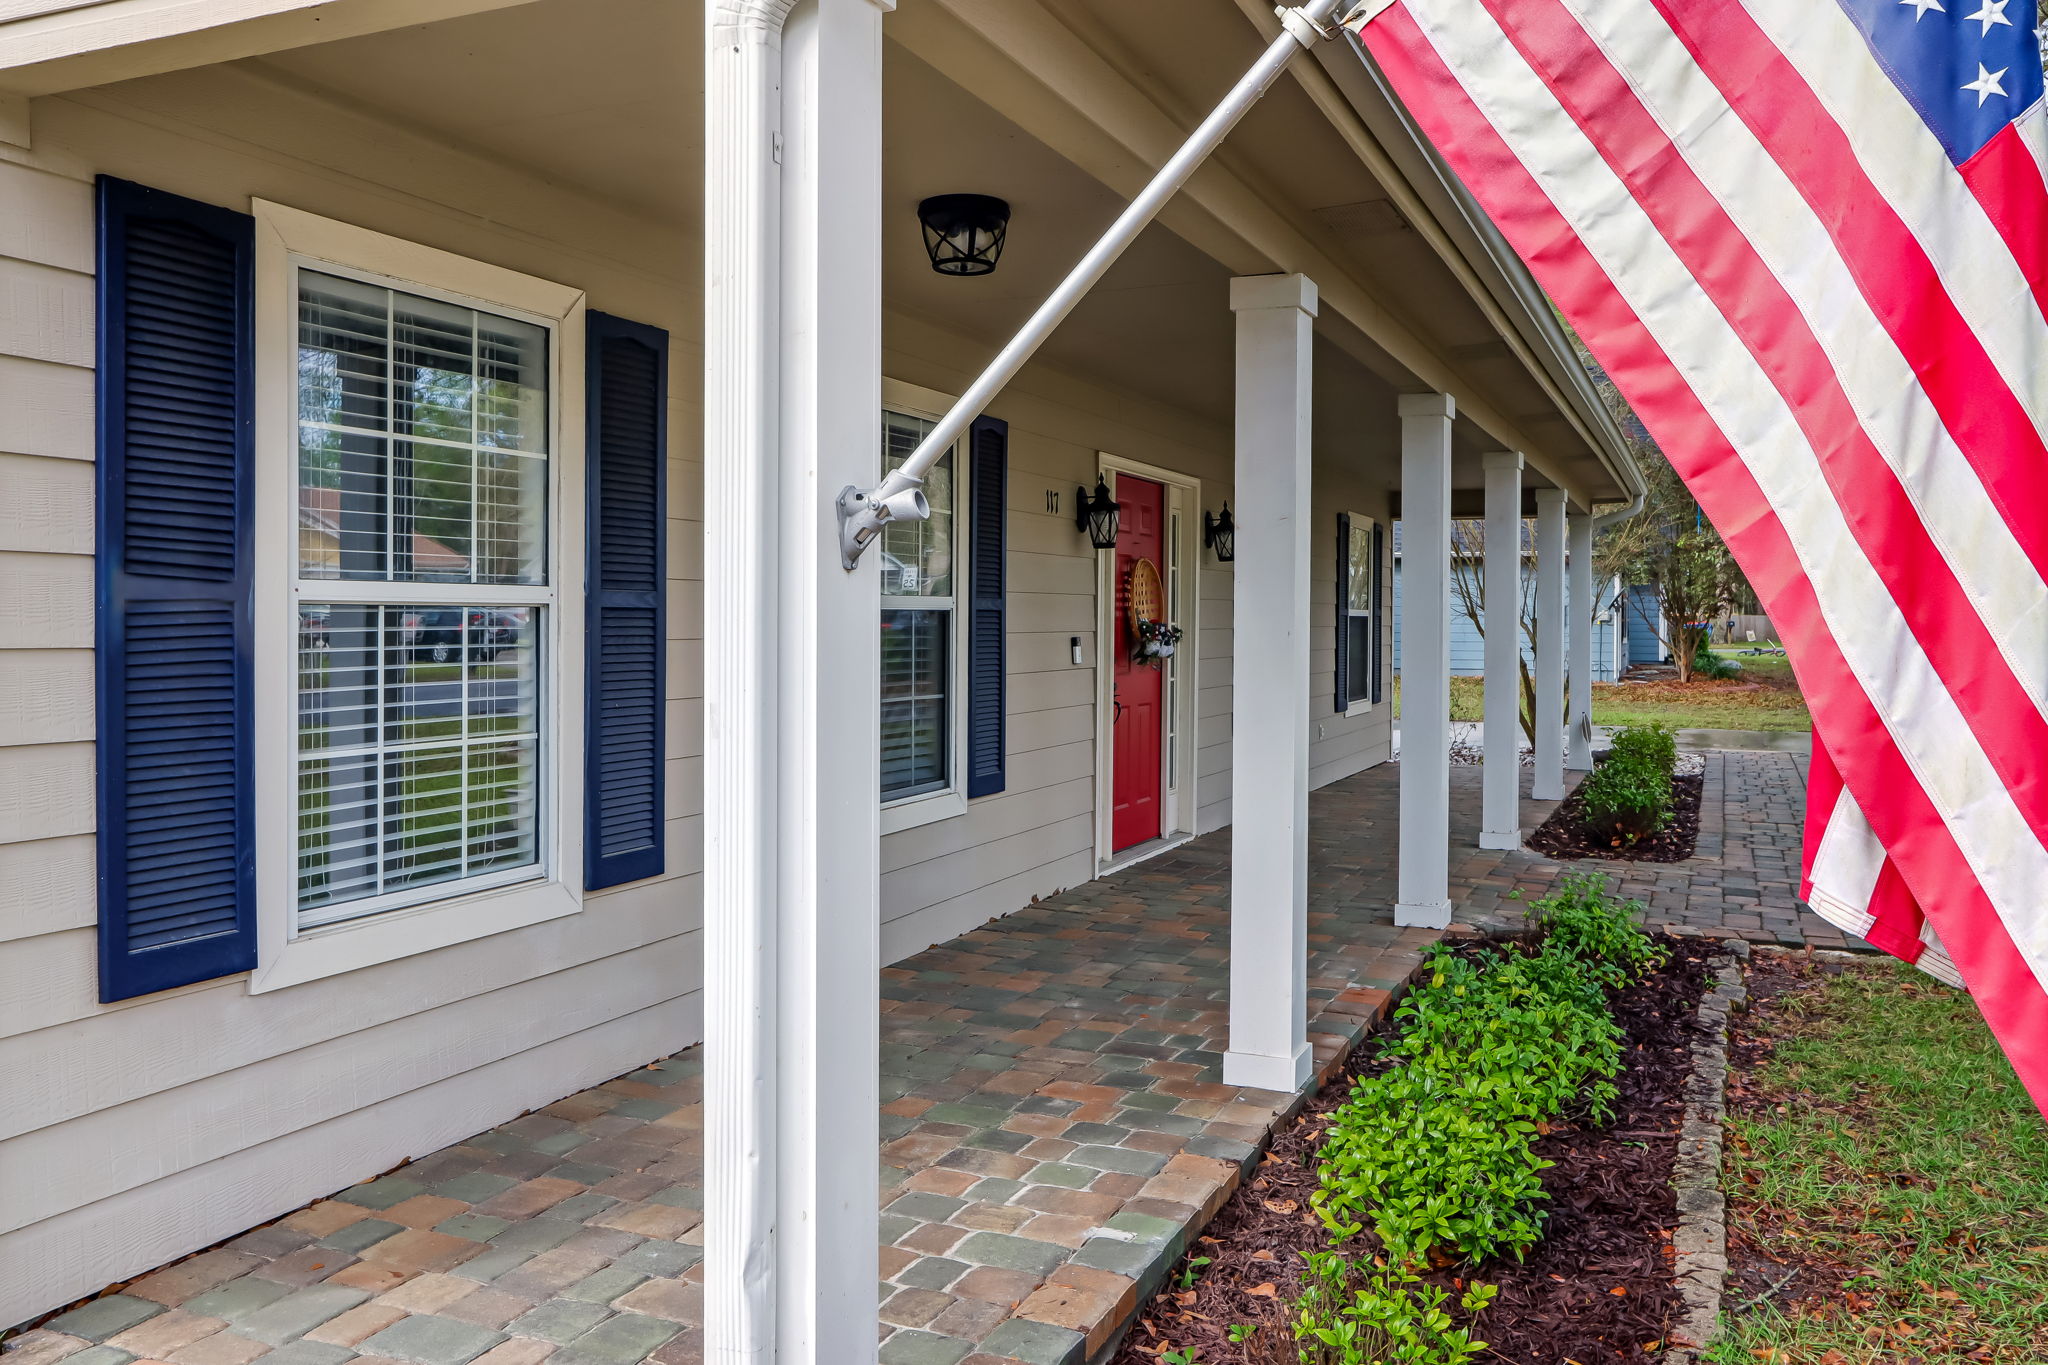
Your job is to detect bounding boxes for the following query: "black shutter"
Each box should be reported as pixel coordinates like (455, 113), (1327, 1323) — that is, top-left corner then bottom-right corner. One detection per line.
(1334, 512), (1351, 714)
(1370, 519), (1387, 705)
(965, 415), (1008, 798)
(95, 177), (256, 1003)
(584, 312), (669, 890)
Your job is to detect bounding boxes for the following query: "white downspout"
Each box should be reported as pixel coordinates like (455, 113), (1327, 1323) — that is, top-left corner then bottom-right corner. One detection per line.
(1590, 488), (1645, 534)
(705, 2), (795, 1361)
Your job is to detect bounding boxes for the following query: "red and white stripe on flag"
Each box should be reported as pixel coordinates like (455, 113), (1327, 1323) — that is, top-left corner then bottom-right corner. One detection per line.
(1346, 0), (2048, 1113)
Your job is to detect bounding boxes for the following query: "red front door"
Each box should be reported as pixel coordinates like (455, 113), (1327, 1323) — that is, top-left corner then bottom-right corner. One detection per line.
(1111, 474), (1166, 852)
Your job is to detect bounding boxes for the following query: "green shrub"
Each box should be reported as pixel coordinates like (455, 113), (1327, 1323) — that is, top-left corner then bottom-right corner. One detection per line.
(1292, 1252), (1494, 1365)
(1608, 721), (1677, 774)
(1579, 722), (1677, 843)
(1309, 877), (1662, 1270)
(1525, 871), (1668, 991)
(1691, 643), (1741, 679)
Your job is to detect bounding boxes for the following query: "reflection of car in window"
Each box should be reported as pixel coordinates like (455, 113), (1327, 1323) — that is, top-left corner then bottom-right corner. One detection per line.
(401, 609), (522, 663)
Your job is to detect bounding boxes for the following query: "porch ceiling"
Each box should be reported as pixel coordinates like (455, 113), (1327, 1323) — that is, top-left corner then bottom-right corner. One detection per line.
(231, 0), (1593, 491)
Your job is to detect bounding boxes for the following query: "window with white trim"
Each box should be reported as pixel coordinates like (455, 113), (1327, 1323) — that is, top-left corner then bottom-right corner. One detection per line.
(878, 409), (959, 803)
(1342, 515), (1381, 710)
(293, 269), (552, 927)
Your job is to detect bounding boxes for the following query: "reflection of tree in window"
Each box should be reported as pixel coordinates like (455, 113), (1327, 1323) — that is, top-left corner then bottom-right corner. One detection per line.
(879, 410), (955, 800)
(292, 269), (550, 928)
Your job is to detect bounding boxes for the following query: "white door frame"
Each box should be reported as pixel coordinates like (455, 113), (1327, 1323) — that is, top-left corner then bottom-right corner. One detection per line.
(1092, 453), (1202, 872)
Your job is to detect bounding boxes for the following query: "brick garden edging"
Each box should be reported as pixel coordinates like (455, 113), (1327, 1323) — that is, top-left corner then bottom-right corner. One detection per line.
(1663, 941), (1748, 1363)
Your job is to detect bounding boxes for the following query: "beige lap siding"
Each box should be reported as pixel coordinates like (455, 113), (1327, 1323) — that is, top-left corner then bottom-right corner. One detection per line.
(0, 77), (703, 1328)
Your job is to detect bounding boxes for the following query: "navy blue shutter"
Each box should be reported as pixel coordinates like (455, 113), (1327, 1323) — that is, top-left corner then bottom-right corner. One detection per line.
(95, 177), (256, 1002)
(964, 416), (1007, 798)
(584, 312), (669, 890)
(1333, 512), (1351, 714)
(1370, 519), (1386, 705)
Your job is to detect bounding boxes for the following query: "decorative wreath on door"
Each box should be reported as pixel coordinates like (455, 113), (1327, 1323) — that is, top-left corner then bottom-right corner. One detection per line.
(1124, 557), (1182, 666)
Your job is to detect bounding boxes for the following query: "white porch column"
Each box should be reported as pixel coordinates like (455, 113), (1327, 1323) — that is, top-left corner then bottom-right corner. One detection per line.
(1567, 510), (1595, 771)
(1479, 452), (1523, 850)
(704, 0), (886, 1360)
(1532, 488), (1568, 800)
(1396, 392), (1455, 929)
(1224, 272), (1317, 1094)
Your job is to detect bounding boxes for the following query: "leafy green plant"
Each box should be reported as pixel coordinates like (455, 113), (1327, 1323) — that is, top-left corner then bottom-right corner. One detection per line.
(1579, 723), (1677, 843)
(1525, 872), (1668, 991)
(1309, 877), (1663, 1268)
(1174, 1255), (1212, 1291)
(1159, 1350), (1200, 1365)
(1292, 1252), (1495, 1365)
(1691, 642), (1742, 680)
(1227, 1323), (1258, 1344)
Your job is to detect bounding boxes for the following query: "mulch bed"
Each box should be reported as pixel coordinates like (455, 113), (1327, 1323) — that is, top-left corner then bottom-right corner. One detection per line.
(1528, 773), (1703, 864)
(1110, 936), (1715, 1365)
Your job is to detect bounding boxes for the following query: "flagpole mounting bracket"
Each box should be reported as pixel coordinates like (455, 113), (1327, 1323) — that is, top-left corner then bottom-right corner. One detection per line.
(1276, 2), (1339, 45)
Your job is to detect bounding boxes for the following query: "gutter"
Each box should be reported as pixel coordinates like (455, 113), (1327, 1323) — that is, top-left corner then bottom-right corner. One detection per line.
(1312, 32), (1648, 519)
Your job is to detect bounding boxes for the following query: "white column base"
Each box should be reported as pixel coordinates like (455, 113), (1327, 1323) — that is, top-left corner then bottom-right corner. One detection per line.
(1395, 899), (1453, 929)
(1477, 828), (1523, 851)
(1224, 1041), (1314, 1093)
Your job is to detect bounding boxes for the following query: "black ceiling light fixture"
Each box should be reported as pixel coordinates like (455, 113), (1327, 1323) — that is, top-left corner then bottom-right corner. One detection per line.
(1204, 503), (1236, 562)
(1075, 477), (1120, 550)
(917, 194), (1011, 277)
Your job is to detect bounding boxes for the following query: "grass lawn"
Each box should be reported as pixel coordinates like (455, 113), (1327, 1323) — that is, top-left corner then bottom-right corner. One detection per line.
(1708, 960), (2048, 1363)
(1393, 647), (1812, 732)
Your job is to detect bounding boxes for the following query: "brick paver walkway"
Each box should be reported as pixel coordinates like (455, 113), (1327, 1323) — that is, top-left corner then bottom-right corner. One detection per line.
(7, 748), (1851, 1365)
(1438, 748), (1859, 952)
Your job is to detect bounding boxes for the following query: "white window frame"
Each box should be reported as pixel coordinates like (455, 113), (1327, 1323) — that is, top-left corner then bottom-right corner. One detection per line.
(1338, 511), (1380, 717)
(248, 201), (588, 993)
(879, 377), (971, 835)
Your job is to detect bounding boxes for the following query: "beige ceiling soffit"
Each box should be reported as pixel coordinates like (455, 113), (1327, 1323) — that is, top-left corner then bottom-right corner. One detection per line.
(0, 0), (544, 96)
(1223, 0), (1606, 492)
(912, 0), (1545, 460)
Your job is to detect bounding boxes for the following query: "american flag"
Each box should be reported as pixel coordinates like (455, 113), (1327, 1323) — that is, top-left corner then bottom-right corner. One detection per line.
(1347, 0), (2048, 1112)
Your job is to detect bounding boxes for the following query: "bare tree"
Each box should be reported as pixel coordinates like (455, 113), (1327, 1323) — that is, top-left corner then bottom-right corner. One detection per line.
(1446, 518), (1544, 744)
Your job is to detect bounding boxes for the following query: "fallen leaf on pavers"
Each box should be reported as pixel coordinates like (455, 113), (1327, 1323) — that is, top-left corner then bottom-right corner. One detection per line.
(1246, 1283), (1277, 1298)
(1262, 1199), (1297, 1214)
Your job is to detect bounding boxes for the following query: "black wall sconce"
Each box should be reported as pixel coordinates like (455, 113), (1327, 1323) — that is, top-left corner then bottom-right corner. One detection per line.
(1075, 478), (1120, 550)
(1204, 503), (1236, 562)
(917, 194), (1011, 277)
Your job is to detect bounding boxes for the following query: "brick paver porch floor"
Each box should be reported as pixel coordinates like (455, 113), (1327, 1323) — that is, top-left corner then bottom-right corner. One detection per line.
(8, 749), (1852, 1365)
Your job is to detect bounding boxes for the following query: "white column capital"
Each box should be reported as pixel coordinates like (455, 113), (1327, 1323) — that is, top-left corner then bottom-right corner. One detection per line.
(1398, 391), (1456, 421)
(1482, 450), (1524, 472)
(1533, 486), (1570, 508)
(1228, 271), (1319, 316)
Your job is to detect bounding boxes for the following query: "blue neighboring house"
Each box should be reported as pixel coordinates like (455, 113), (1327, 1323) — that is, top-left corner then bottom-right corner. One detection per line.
(1390, 521), (1650, 681)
